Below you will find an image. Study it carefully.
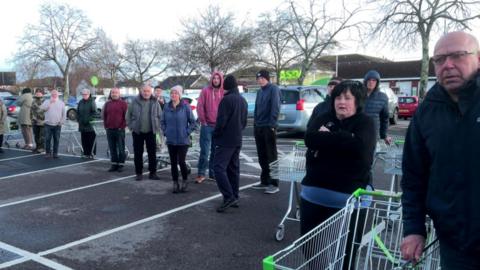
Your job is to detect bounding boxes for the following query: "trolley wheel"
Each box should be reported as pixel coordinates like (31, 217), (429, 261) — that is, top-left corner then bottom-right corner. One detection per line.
(295, 208), (301, 220)
(275, 225), (285, 241)
(15, 142), (20, 148)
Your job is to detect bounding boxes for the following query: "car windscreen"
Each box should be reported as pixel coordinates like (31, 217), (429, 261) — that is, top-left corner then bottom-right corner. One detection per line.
(4, 98), (17, 106)
(399, 97), (416, 104)
(241, 93), (256, 103)
(280, 90), (299, 104)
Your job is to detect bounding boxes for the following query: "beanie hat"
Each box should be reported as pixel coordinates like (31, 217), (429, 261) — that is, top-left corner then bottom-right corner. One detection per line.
(223, 75), (238, 91)
(256, 70), (270, 81)
(363, 70), (381, 82)
(170, 85), (183, 96)
(35, 88), (45, 94)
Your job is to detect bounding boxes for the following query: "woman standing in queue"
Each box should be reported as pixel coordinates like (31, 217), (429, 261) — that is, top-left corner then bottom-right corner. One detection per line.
(161, 85), (196, 193)
(300, 80), (376, 269)
(77, 89), (97, 158)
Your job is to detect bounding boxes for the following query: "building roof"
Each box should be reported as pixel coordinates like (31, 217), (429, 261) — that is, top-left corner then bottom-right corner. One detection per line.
(159, 75), (207, 90)
(337, 59), (436, 80)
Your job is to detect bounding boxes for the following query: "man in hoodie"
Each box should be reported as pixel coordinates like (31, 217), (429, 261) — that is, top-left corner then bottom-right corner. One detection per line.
(126, 84), (163, 181)
(212, 75), (247, 212)
(252, 70), (281, 194)
(363, 70), (392, 144)
(195, 72), (224, 183)
(401, 31), (480, 269)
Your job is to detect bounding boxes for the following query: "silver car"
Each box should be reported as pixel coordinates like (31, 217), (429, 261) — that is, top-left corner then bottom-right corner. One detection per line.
(277, 86), (325, 133)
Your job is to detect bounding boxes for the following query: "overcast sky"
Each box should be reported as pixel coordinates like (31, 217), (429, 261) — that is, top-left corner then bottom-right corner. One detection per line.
(2, 0), (477, 71)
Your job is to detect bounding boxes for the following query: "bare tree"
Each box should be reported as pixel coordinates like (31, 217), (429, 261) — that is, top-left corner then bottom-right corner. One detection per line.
(118, 39), (170, 87)
(255, 11), (300, 85)
(370, 0), (480, 97)
(167, 42), (202, 89)
(285, 0), (364, 85)
(13, 55), (54, 85)
(15, 3), (99, 100)
(88, 30), (123, 87)
(178, 5), (254, 74)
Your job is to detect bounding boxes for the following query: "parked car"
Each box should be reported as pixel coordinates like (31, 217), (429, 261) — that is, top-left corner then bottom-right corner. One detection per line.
(277, 86), (325, 133)
(241, 92), (256, 118)
(181, 94), (198, 120)
(3, 96), (19, 118)
(398, 96), (419, 119)
(65, 95), (106, 121)
(379, 86), (399, 125)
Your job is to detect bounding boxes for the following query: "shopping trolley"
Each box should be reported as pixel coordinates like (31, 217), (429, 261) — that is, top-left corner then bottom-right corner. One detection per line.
(3, 117), (22, 148)
(269, 141), (306, 241)
(374, 135), (405, 194)
(61, 121), (83, 155)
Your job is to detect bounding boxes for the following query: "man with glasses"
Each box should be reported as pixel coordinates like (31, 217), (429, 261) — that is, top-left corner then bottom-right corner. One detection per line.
(307, 76), (342, 128)
(401, 31), (480, 269)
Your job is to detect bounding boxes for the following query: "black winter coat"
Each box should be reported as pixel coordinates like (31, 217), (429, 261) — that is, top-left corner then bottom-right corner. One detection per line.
(77, 98), (96, 132)
(401, 74), (480, 254)
(213, 87), (247, 147)
(302, 111), (376, 194)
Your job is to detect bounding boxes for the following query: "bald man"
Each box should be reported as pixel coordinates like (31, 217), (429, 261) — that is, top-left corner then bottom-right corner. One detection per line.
(401, 31), (480, 269)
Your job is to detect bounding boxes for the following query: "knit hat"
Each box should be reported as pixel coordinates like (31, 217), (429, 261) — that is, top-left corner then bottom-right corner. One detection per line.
(363, 70), (381, 82)
(223, 75), (238, 91)
(35, 88), (45, 94)
(256, 70), (270, 81)
(170, 85), (183, 96)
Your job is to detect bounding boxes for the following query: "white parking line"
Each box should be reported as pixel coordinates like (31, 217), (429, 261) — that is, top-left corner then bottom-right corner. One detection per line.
(0, 240), (72, 269)
(0, 153), (43, 162)
(37, 176), (260, 257)
(0, 159), (101, 181)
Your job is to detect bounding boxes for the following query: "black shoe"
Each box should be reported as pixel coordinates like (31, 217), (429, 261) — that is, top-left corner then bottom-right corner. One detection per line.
(172, 181), (180, 193)
(108, 165), (118, 172)
(216, 199), (238, 213)
(53, 154), (59, 159)
(149, 173), (160, 180)
(231, 200), (239, 208)
(135, 174), (143, 181)
(117, 165), (124, 172)
(180, 179), (188, 192)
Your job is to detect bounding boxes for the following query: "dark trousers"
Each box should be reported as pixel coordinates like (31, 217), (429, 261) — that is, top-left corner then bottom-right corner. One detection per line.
(300, 198), (365, 270)
(214, 146), (241, 201)
(132, 132), (157, 175)
(44, 124), (61, 155)
(106, 129), (126, 165)
(0, 134), (3, 149)
(440, 241), (480, 270)
(254, 126), (278, 186)
(33, 125), (44, 150)
(81, 131), (96, 156)
(167, 144), (189, 181)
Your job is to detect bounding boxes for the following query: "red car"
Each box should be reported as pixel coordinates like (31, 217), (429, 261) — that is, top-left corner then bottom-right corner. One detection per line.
(398, 96), (419, 119)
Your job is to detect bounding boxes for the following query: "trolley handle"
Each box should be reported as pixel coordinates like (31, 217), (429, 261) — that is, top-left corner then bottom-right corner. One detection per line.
(352, 188), (401, 199)
(295, 141), (305, 147)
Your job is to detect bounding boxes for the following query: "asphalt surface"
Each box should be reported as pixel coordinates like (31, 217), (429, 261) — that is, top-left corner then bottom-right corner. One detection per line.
(0, 119), (410, 270)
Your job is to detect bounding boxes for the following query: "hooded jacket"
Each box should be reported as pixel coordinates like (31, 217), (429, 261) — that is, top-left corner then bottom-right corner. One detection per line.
(254, 82), (281, 128)
(213, 86), (248, 147)
(363, 73), (389, 139)
(197, 72), (225, 126)
(402, 73), (480, 254)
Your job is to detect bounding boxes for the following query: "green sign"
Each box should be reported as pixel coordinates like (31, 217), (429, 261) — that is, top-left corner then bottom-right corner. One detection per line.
(90, 76), (99, 86)
(280, 69), (301, 81)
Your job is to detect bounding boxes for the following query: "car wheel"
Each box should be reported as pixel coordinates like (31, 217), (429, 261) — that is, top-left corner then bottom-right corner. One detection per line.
(390, 108), (398, 125)
(67, 109), (77, 121)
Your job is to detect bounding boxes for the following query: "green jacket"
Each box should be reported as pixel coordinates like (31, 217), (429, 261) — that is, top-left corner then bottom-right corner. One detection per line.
(77, 97), (97, 132)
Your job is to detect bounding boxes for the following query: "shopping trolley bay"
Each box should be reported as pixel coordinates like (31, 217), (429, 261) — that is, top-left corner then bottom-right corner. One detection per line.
(0, 119), (410, 269)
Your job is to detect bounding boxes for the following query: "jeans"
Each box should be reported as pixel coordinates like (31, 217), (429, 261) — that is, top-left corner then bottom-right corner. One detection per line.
(254, 126), (278, 186)
(197, 125), (215, 177)
(214, 146), (241, 201)
(132, 132), (157, 175)
(106, 129), (126, 165)
(44, 124), (61, 155)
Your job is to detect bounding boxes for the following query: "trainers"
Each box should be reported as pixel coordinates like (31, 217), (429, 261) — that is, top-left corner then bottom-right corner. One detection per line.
(45, 153), (52, 158)
(251, 183), (269, 190)
(135, 174), (143, 181)
(216, 199), (238, 213)
(195, 176), (206, 184)
(264, 185), (280, 194)
(149, 173), (160, 180)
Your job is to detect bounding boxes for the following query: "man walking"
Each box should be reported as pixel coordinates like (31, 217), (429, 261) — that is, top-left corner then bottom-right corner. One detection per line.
(212, 75), (247, 212)
(401, 31), (480, 269)
(40, 90), (65, 159)
(103, 88), (128, 172)
(251, 70), (281, 194)
(126, 84), (163, 181)
(195, 71), (224, 183)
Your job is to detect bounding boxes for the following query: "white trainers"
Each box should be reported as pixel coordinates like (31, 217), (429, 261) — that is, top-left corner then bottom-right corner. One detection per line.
(251, 183), (269, 190)
(264, 185), (280, 194)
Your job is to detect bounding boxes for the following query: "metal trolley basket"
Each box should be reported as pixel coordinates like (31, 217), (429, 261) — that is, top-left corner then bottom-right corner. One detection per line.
(269, 142), (306, 241)
(263, 189), (440, 270)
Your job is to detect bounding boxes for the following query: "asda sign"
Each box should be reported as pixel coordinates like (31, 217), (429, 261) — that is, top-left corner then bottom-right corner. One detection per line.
(280, 69), (301, 81)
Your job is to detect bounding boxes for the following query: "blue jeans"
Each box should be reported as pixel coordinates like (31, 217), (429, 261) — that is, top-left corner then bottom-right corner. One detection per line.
(197, 125), (215, 177)
(44, 124), (61, 155)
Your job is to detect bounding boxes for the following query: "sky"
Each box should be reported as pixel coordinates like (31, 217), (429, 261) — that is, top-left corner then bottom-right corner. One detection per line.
(2, 0), (476, 72)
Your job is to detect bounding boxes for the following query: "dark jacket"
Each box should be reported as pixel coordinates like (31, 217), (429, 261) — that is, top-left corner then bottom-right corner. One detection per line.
(161, 101), (196, 146)
(302, 111), (376, 194)
(364, 89), (389, 139)
(103, 99), (127, 129)
(254, 83), (281, 128)
(126, 95), (162, 134)
(213, 87), (248, 147)
(307, 95), (332, 129)
(401, 74), (480, 254)
(77, 97), (97, 132)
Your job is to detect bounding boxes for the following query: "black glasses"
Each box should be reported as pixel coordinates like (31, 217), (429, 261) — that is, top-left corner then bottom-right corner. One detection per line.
(431, 51), (476, 65)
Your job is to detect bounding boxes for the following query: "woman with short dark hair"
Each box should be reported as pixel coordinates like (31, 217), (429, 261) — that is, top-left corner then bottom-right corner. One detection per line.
(300, 80), (376, 269)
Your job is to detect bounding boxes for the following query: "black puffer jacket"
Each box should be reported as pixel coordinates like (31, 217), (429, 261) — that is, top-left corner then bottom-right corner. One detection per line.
(213, 87), (247, 147)
(401, 74), (480, 254)
(303, 111), (376, 194)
